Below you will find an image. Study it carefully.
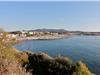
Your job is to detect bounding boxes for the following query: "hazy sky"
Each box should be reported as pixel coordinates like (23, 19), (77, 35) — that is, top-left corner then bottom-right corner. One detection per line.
(0, 2), (100, 31)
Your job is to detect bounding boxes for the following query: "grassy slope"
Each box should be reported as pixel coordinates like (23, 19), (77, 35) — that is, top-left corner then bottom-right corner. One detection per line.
(0, 46), (30, 75)
(0, 32), (30, 75)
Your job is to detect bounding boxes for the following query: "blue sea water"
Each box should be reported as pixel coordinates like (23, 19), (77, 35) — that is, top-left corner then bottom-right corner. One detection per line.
(14, 36), (100, 75)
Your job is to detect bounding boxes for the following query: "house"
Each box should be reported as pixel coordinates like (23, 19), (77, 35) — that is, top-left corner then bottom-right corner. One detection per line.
(28, 32), (34, 35)
(8, 31), (22, 38)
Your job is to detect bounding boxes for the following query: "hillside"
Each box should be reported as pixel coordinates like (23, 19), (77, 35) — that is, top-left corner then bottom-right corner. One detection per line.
(28, 29), (67, 33)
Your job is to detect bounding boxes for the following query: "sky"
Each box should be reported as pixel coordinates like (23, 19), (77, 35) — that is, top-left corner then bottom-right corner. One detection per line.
(0, 2), (100, 32)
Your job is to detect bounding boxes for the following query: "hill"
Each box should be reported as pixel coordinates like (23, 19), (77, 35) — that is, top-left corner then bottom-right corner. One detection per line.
(29, 29), (67, 33)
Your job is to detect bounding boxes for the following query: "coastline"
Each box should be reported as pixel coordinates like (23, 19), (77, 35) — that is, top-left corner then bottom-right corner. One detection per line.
(16, 34), (69, 41)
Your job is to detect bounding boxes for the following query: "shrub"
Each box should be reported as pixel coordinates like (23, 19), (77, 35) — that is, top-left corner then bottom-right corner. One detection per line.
(0, 32), (30, 75)
(21, 52), (94, 75)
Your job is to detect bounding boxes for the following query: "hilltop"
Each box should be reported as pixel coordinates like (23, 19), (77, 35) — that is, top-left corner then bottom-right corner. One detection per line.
(28, 29), (67, 33)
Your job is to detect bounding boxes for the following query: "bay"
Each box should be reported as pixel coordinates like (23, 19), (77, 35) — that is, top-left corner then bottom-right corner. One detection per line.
(14, 36), (100, 75)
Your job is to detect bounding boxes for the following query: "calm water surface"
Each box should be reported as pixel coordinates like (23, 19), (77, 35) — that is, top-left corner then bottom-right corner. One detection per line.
(14, 36), (100, 75)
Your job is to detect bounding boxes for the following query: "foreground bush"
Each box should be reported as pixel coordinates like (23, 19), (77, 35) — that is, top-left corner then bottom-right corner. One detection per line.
(20, 52), (94, 75)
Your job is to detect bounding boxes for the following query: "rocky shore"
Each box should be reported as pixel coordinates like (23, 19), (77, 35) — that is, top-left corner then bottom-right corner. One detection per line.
(16, 35), (68, 41)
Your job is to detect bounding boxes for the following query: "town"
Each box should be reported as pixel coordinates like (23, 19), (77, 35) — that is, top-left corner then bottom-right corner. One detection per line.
(1, 29), (100, 42)
(7, 30), (68, 41)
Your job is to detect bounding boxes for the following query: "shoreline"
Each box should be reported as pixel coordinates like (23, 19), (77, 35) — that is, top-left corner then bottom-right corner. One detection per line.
(12, 35), (67, 45)
(16, 34), (69, 41)
(13, 35), (80, 45)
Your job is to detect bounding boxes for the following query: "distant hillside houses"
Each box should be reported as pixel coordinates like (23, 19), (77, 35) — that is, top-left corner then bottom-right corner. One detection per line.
(8, 31), (60, 39)
(7, 31), (27, 39)
(7, 30), (100, 39)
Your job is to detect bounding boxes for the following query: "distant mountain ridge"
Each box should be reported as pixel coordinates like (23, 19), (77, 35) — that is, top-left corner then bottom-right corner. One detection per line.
(9, 29), (100, 36)
(29, 29), (68, 33)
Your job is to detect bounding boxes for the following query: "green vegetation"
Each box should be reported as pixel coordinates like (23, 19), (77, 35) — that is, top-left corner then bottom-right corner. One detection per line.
(19, 52), (93, 75)
(0, 31), (94, 75)
(0, 31), (30, 75)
